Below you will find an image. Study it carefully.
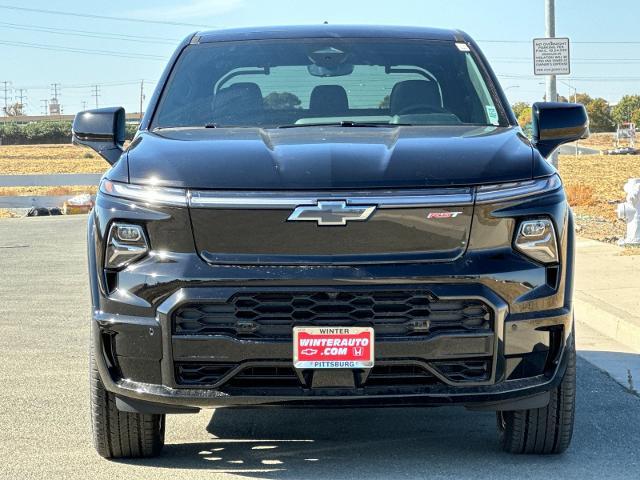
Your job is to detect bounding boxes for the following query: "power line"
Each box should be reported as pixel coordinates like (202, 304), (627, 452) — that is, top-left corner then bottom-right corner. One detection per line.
(0, 21), (179, 45)
(13, 80), (157, 91)
(494, 57), (640, 62)
(0, 21), (177, 42)
(0, 39), (166, 61)
(497, 73), (640, 82)
(479, 39), (640, 45)
(0, 4), (214, 28)
(492, 57), (640, 65)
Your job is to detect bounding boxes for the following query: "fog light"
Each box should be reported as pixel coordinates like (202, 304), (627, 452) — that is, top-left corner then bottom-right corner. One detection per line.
(514, 219), (558, 264)
(521, 220), (548, 237)
(115, 225), (142, 242)
(105, 223), (148, 269)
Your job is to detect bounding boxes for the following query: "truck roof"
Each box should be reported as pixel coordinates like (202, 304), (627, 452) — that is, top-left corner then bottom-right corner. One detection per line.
(196, 25), (466, 44)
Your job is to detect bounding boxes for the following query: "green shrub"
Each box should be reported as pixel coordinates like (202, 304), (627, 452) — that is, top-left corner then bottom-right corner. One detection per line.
(125, 123), (139, 139)
(0, 121), (139, 145)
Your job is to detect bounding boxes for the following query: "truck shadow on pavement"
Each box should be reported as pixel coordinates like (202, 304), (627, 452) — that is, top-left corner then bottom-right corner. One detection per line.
(160, 406), (504, 478)
(122, 358), (640, 479)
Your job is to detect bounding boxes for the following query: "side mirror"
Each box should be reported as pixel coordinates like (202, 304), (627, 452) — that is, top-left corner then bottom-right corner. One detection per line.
(72, 107), (126, 165)
(531, 102), (589, 158)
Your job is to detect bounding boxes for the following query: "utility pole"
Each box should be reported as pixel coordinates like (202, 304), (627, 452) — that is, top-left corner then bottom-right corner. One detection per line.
(16, 88), (27, 115)
(41, 99), (49, 115)
(81, 100), (87, 111)
(50, 83), (61, 103)
(49, 83), (62, 116)
(91, 85), (100, 108)
(1, 81), (11, 116)
(545, 0), (559, 167)
(139, 79), (145, 121)
(545, 0), (557, 103)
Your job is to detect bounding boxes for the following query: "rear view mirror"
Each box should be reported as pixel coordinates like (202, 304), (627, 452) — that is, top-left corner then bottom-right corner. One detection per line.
(307, 63), (355, 77)
(531, 102), (589, 158)
(307, 46), (354, 77)
(72, 107), (126, 165)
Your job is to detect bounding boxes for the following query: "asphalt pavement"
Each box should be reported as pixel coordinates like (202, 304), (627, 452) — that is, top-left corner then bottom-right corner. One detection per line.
(0, 173), (102, 187)
(1, 215), (639, 480)
(557, 144), (601, 155)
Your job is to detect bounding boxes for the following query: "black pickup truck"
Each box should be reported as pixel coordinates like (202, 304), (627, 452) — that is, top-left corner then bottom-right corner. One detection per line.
(73, 25), (588, 458)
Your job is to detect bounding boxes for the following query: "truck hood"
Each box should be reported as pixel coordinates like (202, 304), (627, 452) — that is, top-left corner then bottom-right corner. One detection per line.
(126, 125), (534, 190)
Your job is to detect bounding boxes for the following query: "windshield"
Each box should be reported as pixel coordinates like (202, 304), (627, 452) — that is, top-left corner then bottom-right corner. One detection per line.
(152, 38), (506, 129)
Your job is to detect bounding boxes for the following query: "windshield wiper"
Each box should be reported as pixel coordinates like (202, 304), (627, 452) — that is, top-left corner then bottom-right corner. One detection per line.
(277, 121), (414, 129)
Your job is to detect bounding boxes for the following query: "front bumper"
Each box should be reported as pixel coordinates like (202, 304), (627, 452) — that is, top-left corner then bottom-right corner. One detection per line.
(88, 188), (575, 411)
(93, 282), (573, 411)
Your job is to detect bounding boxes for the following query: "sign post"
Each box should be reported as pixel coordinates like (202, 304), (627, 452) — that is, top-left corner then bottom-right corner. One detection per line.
(533, 35), (570, 168)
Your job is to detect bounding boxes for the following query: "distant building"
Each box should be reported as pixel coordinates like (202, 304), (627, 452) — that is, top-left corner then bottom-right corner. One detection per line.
(49, 99), (61, 116)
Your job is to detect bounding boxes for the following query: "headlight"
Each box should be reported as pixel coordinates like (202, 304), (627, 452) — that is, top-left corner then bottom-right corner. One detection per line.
(105, 223), (149, 269)
(100, 179), (188, 206)
(514, 218), (558, 264)
(476, 175), (562, 203)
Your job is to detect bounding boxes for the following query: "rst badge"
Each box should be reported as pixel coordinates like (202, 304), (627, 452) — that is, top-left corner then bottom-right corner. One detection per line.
(427, 211), (463, 219)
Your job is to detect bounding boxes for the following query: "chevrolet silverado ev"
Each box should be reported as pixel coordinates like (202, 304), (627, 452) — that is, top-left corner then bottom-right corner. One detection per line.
(73, 25), (589, 458)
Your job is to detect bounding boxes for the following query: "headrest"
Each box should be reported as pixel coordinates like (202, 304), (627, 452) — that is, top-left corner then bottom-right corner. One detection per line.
(389, 80), (441, 115)
(309, 85), (349, 116)
(213, 82), (264, 124)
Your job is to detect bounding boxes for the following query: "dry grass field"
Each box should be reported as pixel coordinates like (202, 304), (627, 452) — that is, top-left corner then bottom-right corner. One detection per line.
(0, 209), (17, 218)
(558, 154), (639, 241)
(0, 144), (638, 242)
(0, 144), (105, 217)
(0, 144), (109, 175)
(576, 132), (638, 152)
(0, 185), (98, 197)
(576, 132), (614, 151)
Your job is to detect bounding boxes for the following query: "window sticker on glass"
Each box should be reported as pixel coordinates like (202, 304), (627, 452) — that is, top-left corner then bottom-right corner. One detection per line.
(486, 106), (499, 125)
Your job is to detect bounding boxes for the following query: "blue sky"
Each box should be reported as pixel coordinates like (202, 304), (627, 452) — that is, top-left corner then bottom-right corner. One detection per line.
(1, 0), (639, 115)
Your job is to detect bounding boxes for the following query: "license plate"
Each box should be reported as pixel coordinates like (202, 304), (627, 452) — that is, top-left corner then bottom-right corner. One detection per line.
(293, 326), (374, 369)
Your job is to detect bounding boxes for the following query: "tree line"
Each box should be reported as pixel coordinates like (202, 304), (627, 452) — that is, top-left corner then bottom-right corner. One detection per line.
(512, 94), (640, 133)
(0, 121), (139, 145)
(1, 92), (637, 144)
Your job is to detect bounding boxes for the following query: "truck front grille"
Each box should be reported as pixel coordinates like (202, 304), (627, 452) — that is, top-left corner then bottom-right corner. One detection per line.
(172, 289), (492, 338)
(174, 360), (491, 389)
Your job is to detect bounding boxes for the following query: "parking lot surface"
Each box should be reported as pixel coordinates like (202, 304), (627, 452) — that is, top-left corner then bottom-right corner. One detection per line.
(1, 216), (639, 480)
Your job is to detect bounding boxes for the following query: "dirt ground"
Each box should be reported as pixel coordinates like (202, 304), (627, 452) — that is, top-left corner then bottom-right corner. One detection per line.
(576, 132), (636, 152)
(0, 185), (98, 197)
(576, 132), (614, 151)
(558, 154), (638, 243)
(0, 209), (18, 218)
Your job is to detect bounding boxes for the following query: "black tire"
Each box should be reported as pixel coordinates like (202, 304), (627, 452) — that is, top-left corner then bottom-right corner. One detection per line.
(497, 334), (576, 454)
(90, 346), (165, 459)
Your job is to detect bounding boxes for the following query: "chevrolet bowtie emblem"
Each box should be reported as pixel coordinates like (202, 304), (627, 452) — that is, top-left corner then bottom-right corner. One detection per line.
(287, 201), (376, 226)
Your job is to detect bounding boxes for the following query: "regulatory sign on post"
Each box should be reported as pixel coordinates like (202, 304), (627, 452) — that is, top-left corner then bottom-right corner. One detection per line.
(533, 37), (570, 75)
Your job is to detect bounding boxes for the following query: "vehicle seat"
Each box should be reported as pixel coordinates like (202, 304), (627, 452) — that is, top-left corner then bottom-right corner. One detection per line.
(309, 85), (349, 117)
(389, 80), (442, 115)
(212, 82), (264, 125)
